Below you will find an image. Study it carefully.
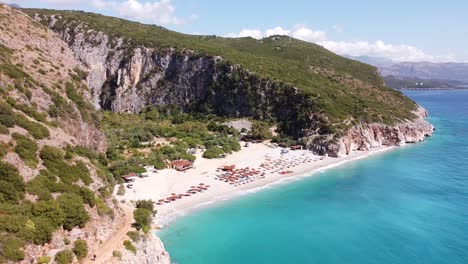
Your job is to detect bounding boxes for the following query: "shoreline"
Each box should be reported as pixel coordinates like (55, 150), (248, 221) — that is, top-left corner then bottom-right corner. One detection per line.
(116, 142), (397, 228)
(158, 145), (395, 226)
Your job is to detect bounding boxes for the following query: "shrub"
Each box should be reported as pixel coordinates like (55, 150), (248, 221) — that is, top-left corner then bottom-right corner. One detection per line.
(57, 193), (90, 231)
(250, 121), (273, 139)
(0, 161), (25, 203)
(55, 249), (74, 264)
(12, 133), (39, 168)
(63, 238), (70, 245)
(0, 101), (15, 127)
(127, 231), (141, 242)
(112, 250), (122, 260)
(96, 197), (113, 217)
(202, 146), (224, 159)
(32, 200), (65, 228)
(13, 113), (50, 139)
(117, 184), (125, 196)
(38, 69), (47, 75)
(37, 255), (51, 264)
(123, 240), (136, 254)
(133, 208), (151, 233)
(0, 124), (8, 134)
(0, 236), (25, 262)
(0, 142), (8, 157)
(72, 239), (88, 260)
(136, 200), (155, 214)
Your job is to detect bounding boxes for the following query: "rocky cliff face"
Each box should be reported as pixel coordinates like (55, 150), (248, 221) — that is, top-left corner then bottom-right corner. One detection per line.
(120, 235), (171, 264)
(31, 12), (434, 157)
(309, 106), (435, 157)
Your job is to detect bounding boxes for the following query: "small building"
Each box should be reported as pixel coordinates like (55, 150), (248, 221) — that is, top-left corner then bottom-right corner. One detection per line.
(122, 172), (138, 182)
(290, 145), (303, 151)
(169, 160), (194, 171)
(221, 165), (236, 171)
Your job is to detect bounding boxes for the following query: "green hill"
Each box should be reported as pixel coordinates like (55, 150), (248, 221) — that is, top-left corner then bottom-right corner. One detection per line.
(24, 9), (417, 127)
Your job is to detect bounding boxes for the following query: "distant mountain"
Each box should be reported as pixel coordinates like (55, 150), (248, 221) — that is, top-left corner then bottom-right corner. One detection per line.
(379, 62), (468, 82)
(348, 55), (468, 87)
(6, 3), (21, 8)
(383, 75), (467, 90)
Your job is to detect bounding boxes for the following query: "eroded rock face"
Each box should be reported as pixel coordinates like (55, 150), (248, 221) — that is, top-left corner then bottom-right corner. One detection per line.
(309, 106), (435, 157)
(121, 235), (171, 264)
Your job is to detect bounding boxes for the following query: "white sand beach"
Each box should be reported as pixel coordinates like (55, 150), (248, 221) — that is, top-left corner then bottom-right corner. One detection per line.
(116, 142), (394, 227)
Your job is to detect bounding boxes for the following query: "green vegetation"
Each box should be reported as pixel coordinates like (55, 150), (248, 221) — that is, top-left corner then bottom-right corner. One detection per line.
(112, 250), (122, 260)
(126, 230), (140, 242)
(57, 193), (90, 230)
(0, 142), (8, 158)
(13, 112), (50, 139)
(72, 239), (88, 260)
(37, 255), (51, 264)
(55, 249), (74, 264)
(250, 121), (273, 140)
(123, 240), (136, 254)
(132, 200), (156, 233)
(0, 236), (25, 262)
(102, 108), (241, 177)
(12, 133), (39, 168)
(25, 9), (418, 128)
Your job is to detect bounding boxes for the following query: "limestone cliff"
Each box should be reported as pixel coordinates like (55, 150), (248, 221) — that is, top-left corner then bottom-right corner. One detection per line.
(29, 10), (434, 158)
(309, 106), (434, 157)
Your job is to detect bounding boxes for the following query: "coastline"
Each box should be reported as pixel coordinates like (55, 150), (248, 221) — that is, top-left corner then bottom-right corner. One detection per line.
(116, 142), (397, 228)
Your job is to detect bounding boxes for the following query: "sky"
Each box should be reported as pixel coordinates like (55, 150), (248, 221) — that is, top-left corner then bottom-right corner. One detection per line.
(8, 0), (468, 62)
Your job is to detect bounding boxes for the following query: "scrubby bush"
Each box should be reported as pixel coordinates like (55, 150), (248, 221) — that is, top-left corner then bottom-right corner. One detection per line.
(133, 208), (151, 233)
(117, 184), (125, 196)
(13, 113), (50, 139)
(0, 101), (15, 127)
(55, 249), (74, 264)
(37, 255), (51, 264)
(112, 250), (122, 260)
(250, 120), (273, 139)
(57, 193), (90, 231)
(12, 133), (38, 168)
(0, 236), (25, 262)
(72, 239), (88, 260)
(127, 231), (140, 242)
(32, 200), (65, 228)
(0, 124), (8, 134)
(202, 146), (224, 159)
(0, 142), (8, 157)
(123, 240), (136, 254)
(0, 161), (25, 203)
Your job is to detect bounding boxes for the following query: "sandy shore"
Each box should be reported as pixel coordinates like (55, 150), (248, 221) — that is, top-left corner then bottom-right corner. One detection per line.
(116, 142), (394, 227)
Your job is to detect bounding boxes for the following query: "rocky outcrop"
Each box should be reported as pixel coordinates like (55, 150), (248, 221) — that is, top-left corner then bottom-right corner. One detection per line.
(121, 235), (171, 264)
(309, 106), (435, 157)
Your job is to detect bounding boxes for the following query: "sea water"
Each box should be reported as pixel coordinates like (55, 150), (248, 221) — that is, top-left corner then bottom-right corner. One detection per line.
(158, 89), (468, 264)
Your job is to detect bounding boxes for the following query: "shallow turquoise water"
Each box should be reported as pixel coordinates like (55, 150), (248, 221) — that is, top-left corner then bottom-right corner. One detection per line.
(159, 90), (468, 264)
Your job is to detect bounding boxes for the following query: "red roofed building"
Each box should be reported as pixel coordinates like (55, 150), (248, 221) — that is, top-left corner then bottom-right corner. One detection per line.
(169, 160), (194, 171)
(122, 172), (138, 182)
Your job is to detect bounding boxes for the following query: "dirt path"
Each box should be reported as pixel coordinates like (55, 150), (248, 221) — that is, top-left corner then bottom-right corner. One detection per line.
(84, 208), (133, 264)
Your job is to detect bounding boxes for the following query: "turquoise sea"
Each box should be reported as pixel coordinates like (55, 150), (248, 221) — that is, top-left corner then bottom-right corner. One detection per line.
(159, 89), (468, 264)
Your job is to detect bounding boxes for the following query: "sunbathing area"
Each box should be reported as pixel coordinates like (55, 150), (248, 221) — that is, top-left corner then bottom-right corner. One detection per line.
(115, 141), (392, 225)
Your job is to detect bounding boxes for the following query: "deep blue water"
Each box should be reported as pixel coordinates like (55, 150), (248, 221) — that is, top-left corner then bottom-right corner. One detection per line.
(159, 90), (468, 264)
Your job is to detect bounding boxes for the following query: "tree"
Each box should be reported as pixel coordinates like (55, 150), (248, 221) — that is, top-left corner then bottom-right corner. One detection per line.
(202, 146), (223, 159)
(32, 200), (65, 228)
(0, 236), (25, 262)
(72, 239), (88, 260)
(136, 200), (156, 215)
(57, 194), (90, 231)
(250, 121), (272, 140)
(133, 208), (151, 232)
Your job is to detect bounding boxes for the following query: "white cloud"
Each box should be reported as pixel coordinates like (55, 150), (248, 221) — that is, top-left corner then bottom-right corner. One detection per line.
(224, 25), (454, 62)
(92, 0), (196, 25)
(225, 29), (263, 39)
(264, 26), (290, 37)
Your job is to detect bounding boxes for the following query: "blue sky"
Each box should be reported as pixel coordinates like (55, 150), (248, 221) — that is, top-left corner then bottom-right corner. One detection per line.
(9, 0), (468, 62)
